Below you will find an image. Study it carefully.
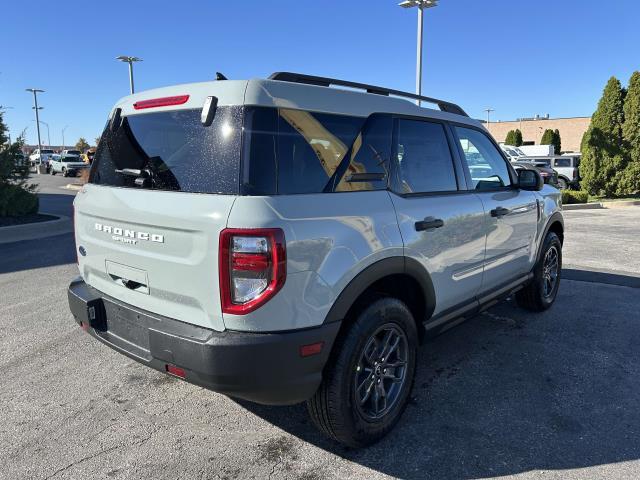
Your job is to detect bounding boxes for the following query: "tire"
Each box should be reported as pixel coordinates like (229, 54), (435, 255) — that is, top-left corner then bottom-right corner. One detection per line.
(516, 232), (562, 311)
(557, 178), (568, 190)
(50, 169), (56, 175)
(307, 297), (418, 447)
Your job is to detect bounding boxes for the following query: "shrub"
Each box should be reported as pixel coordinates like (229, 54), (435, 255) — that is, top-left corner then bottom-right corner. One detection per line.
(561, 190), (589, 204)
(504, 130), (517, 145)
(514, 129), (523, 147)
(0, 183), (39, 216)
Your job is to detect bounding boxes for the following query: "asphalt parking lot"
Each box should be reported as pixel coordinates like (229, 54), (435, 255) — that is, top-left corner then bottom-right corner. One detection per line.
(1, 176), (639, 480)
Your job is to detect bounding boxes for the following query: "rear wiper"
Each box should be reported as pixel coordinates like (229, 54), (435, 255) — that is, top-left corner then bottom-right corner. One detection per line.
(115, 168), (155, 188)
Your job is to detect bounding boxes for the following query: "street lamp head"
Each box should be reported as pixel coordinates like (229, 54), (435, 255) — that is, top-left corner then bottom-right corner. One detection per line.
(25, 88), (45, 93)
(399, 0), (438, 9)
(116, 55), (142, 63)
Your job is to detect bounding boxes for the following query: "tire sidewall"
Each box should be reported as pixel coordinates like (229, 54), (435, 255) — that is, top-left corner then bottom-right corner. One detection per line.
(534, 232), (562, 307)
(333, 298), (418, 446)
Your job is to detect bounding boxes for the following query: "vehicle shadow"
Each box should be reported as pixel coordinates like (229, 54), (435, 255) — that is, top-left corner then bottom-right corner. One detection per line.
(0, 232), (76, 275)
(236, 280), (640, 479)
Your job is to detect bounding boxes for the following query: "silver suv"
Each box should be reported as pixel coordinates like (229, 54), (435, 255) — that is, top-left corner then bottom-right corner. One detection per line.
(68, 72), (564, 447)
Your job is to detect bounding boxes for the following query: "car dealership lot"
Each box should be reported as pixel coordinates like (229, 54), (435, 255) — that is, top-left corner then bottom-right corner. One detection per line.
(1, 182), (639, 480)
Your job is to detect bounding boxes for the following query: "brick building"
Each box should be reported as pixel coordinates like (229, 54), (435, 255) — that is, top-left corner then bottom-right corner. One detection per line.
(485, 116), (591, 152)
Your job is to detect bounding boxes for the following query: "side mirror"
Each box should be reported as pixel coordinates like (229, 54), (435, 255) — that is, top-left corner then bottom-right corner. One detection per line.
(518, 169), (543, 191)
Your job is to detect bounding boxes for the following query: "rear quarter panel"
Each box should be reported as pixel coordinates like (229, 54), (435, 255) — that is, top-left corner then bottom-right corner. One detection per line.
(224, 191), (404, 332)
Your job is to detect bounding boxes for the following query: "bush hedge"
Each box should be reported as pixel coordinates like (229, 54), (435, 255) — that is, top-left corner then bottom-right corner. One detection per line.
(0, 184), (39, 217)
(561, 190), (589, 204)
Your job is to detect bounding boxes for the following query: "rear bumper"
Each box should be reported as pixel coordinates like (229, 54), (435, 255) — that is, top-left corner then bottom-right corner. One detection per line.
(67, 277), (340, 405)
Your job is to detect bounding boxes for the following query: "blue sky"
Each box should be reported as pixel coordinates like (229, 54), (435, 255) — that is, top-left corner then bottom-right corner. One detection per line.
(1, 0), (638, 146)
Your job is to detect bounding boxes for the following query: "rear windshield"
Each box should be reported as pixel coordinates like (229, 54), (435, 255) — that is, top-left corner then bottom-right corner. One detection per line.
(41, 149), (54, 154)
(90, 107), (242, 194)
(65, 150), (81, 155)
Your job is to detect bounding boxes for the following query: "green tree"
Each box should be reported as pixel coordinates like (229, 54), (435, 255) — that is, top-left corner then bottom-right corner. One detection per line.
(514, 129), (523, 147)
(580, 76), (626, 196)
(504, 130), (517, 145)
(552, 129), (562, 154)
(0, 112), (38, 217)
(619, 71), (640, 194)
(540, 129), (555, 146)
(75, 137), (90, 152)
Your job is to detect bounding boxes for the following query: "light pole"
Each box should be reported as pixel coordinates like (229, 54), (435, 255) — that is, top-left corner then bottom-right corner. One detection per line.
(399, 0), (439, 106)
(26, 88), (44, 153)
(116, 55), (142, 94)
(32, 120), (50, 146)
(62, 125), (69, 151)
(484, 108), (495, 131)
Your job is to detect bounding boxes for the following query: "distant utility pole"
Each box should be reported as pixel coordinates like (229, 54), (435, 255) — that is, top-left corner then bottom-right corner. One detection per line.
(62, 125), (69, 151)
(399, 0), (439, 106)
(116, 55), (143, 94)
(484, 108), (495, 129)
(26, 88), (44, 152)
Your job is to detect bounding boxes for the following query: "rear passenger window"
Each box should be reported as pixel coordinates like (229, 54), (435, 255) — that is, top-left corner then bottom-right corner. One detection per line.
(455, 127), (513, 190)
(392, 120), (457, 194)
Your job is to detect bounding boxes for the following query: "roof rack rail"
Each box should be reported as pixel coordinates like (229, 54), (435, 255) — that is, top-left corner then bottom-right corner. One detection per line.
(268, 71), (468, 117)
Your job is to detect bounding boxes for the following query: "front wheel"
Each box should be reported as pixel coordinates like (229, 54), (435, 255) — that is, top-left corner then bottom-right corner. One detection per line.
(307, 297), (418, 447)
(516, 232), (562, 311)
(557, 178), (568, 190)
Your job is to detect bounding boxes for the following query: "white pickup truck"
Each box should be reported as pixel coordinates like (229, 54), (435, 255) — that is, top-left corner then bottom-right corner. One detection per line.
(50, 150), (89, 177)
(29, 148), (55, 171)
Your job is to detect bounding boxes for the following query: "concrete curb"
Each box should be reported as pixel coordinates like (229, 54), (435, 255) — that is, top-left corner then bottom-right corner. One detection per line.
(0, 214), (72, 245)
(563, 200), (640, 211)
(63, 183), (84, 191)
(602, 200), (640, 209)
(563, 203), (604, 210)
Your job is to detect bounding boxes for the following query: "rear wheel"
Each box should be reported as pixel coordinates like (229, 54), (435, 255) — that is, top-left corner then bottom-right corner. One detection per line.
(516, 232), (562, 311)
(50, 169), (56, 175)
(307, 297), (418, 447)
(557, 177), (568, 190)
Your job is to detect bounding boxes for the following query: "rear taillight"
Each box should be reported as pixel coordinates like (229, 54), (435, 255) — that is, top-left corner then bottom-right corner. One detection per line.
(219, 229), (286, 315)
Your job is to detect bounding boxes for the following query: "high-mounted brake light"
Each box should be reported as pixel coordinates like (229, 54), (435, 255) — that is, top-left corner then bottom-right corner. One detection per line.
(219, 228), (286, 315)
(133, 95), (190, 110)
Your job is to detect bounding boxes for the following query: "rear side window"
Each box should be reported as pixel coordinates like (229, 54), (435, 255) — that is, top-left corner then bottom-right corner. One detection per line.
(243, 107), (367, 195)
(392, 119), (457, 194)
(455, 126), (513, 190)
(553, 158), (571, 167)
(90, 107), (242, 194)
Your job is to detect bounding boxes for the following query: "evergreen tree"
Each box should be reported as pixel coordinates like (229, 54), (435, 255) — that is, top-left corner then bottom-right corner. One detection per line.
(514, 129), (523, 147)
(540, 129), (555, 146)
(75, 137), (90, 152)
(504, 130), (517, 145)
(553, 129), (562, 154)
(619, 71), (640, 194)
(580, 76), (626, 196)
(0, 112), (38, 216)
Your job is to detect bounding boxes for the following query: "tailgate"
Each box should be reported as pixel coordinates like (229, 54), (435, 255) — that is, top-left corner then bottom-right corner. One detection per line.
(75, 185), (235, 331)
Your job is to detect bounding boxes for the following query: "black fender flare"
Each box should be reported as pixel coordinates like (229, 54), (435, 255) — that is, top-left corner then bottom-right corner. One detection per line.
(536, 211), (564, 262)
(322, 256), (436, 324)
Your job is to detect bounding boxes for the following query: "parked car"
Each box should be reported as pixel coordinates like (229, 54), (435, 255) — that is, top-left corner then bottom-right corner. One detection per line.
(512, 160), (559, 187)
(81, 148), (96, 165)
(519, 156), (575, 189)
(68, 72), (564, 447)
(500, 144), (523, 162)
(553, 154), (581, 189)
(518, 144), (555, 156)
(50, 151), (90, 177)
(29, 148), (54, 171)
(61, 149), (83, 158)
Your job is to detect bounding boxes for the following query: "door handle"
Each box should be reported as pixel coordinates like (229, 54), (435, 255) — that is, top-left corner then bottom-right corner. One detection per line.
(415, 217), (444, 232)
(490, 207), (510, 218)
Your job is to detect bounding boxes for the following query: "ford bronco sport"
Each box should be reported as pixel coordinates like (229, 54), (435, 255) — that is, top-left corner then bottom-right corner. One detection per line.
(68, 72), (563, 447)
